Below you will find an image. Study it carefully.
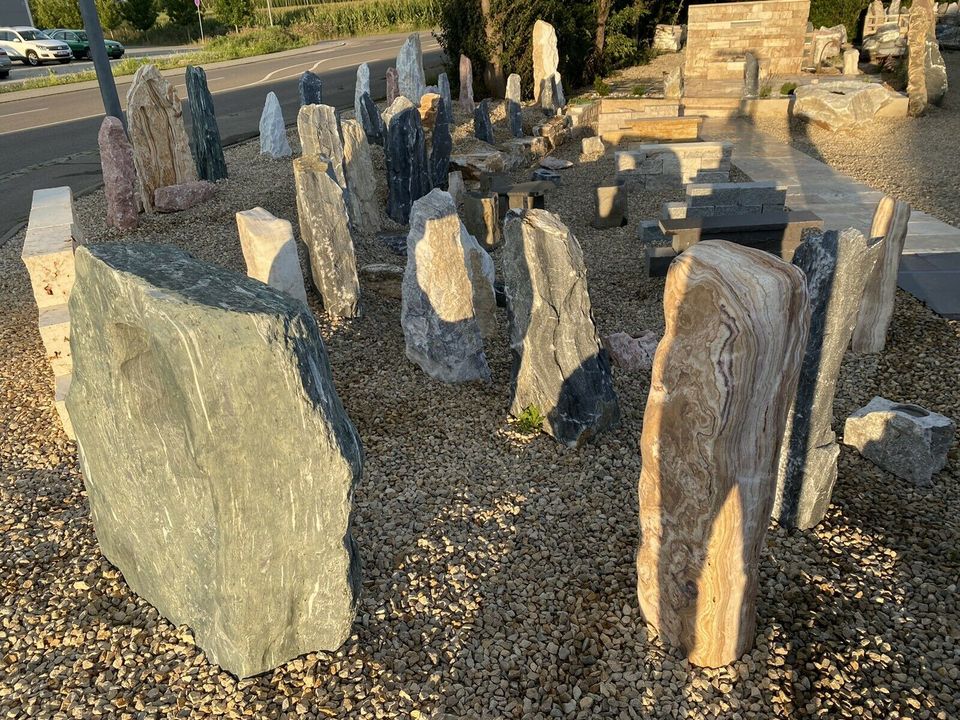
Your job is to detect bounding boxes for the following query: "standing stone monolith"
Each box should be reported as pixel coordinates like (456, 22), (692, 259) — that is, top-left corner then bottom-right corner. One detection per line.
(401, 189), (491, 383)
(299, 70), (323, 106)
(533, 20), (560, 108)
(358, 91), (384, 146)
(397, 33), (426, 104)
(473, 99), (495, 144)
(259, 91), (292, 158)
(664, 66), (683, 99)
(637, 240), (809, 668)
(66, 242), (362, 679)
(774, 228), (884, 530)
(342, 119), (380, 237)
(185, 65), (227, 182)
(459, 54), (474, 112)
(97, 116), (138, 232)
(463, 191), (500, 249)
(503, 209), (620, 447)
(384, 98), (431, 224)
(126, 64), (197, 213)
(907, 0), (946, 115)
(293, 156), (360, 318)
(743, 52), (759, 97)
(236, 206), (308, 305)
(430, 95), (453, 189)
(438, 72), (452, 109)
(386, 67), (399, 105)
(852, 198), (912, 354)
(506, 73), (523, 138)
(591, 180), (628, 229)
(354, 62), (370, 123)
(297, 104), (348, 190)
(843, 48), (860, 75)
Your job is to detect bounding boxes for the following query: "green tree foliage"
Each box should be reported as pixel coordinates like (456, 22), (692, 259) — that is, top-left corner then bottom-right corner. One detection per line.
(97, 0), (125, 31)
(809, 0), (872, 40)
(214, 0), (254, 29)
(123, 0), (159, 31)
(30, 0), (81, 28)
(162, 0), (200, 26)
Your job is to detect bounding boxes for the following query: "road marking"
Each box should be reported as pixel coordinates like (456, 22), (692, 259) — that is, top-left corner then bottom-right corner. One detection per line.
(0, 106), (47, 119)
(0, 110), (104, 136)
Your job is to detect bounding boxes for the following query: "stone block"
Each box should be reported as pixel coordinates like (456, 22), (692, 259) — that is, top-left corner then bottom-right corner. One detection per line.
(38, 303), (71, 376)
(462, 192), (501, 250)
(236, 207), (308, 305)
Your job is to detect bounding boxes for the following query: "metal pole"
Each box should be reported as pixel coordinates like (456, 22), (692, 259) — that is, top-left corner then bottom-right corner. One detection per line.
(267, 0), (274, 27)
(77, 0), (124, 129)
(197, 0), (205, 42)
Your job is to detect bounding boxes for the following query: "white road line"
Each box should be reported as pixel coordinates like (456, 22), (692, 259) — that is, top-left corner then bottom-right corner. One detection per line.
(0, 106), (47, 119)
(0, 110), (104, 135)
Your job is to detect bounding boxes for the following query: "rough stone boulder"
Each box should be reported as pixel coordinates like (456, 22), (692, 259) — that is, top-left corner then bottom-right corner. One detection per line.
(97, 116), (138, 232)
(153, 180), (216, 213)
(503, 209), (620, 447)
(65, 243), (362, 679)
(793, 81), (901, 131)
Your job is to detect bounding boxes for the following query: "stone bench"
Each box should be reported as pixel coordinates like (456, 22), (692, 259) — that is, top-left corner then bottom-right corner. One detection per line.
(615, 141), (732, 187)
(20, 186), (84, 438)
(602, 116), (704, 145)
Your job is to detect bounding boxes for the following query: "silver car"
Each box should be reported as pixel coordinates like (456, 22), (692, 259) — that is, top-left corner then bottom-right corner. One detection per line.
(0, 26), (72, 66)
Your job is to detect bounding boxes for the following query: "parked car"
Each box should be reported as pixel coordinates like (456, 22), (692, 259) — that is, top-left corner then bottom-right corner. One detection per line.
(47, 29), (125, 60)
(0, 48), (11, 78)
(0, 26), (72, 66)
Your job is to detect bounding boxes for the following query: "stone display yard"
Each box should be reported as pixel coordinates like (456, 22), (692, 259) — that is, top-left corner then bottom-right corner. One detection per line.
(2, 109), (959, 720)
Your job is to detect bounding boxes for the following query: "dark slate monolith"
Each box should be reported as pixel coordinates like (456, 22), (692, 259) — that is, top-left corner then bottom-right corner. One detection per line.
(474, 98), (495, 144)
(359, 91), (384, 146)
(299, 70), (323, 106)
(430, 95), (452, 190)
(66, 243), (362, 679)
(385, 101), (431, 224)
(438, 72), (452, 109)
(185, 66), (227, 182)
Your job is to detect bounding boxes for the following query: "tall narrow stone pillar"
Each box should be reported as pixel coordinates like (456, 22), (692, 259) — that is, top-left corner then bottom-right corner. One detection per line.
(185, 65), (228, 182)
(459, 54), (474, 112)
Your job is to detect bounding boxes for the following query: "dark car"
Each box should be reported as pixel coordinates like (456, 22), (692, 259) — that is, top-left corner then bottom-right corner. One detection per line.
(47, 29), (124, 60)
(0, 48), (10, 78)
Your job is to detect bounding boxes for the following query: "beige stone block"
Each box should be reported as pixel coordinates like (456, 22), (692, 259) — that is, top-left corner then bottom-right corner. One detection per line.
(54, 373), (74, 439)
(22, 226), (76, 309)
(38, 304), (71, 376)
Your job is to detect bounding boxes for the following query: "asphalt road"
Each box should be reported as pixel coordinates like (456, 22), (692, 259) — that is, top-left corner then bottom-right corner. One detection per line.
(1, 45), (196, 82)
(0, 31), (443, 239)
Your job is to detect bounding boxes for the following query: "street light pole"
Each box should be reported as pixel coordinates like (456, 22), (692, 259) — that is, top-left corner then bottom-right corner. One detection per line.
(77, 0), (124, 129)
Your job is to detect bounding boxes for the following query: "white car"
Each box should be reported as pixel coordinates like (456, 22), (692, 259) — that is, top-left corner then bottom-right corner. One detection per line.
(0, 26), (72, 66)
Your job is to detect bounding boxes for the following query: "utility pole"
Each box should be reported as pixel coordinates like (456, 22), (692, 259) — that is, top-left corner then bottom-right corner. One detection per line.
(77, 0), (124, 129)
(196, 0), (205, 42)
(267, 0), (274, 27)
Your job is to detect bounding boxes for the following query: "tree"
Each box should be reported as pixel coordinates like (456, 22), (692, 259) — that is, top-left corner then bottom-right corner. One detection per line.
(162, 0), (199, 26)
(96, 0), (125, 32)
(30, 0), (82, 29)
(123, 0), (159, 31)
(214, 0), (253, 30)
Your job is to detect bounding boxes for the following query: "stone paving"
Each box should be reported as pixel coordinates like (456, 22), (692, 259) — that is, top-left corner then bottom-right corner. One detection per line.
(703, 118), (960, 318)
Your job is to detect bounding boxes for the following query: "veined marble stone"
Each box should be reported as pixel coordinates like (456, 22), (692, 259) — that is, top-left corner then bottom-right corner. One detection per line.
(438, 72), (452, 110)
(430, 95), (453, 190)
(236, 206), (308, 305)
(259, 92), (292, 158)
(502, 209), (620, 447)
(297, 104), (348, 190)
(66, 243), (362, 679)
(459, 54), (474, 112)
(354, 62), (370, 124)
(506, 73), (523, 138)
(298, 70), (323, 106)
(637, 240), (809, 668)
(293, 156), (360, 319)
(447, 171), (465, 203)
(774, 229), (883, 529)
(342, 119), (380, 237)
(401, 189), (491, 382)
(386, 67), (399, 105)
(97, 116), (138, 232)
(473, 98), (495, 144)
(358, 91), (384, 146)
(533, 20), (559, 107)
(852, 198), (911, 354)
(664, 66), (683, 100)
(383, 98), (431, 224)
(185, 65), (227, 182)
(126, 64), (197, 213)
(397, 33), (426, 104)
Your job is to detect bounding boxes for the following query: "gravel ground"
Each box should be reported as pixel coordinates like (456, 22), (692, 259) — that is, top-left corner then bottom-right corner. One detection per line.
(0, 98), (958, 720)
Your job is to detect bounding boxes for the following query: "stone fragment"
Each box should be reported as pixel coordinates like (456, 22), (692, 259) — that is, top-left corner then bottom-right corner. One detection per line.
(97, 116), (138, 232)
(532, 168), (561, 185)
(153, 181), (216, 213)
(438, 72), (452, 109)
(401, 189), (491, 383)
(540, 156), (573, 171)
(185, 65), (227, 182)
(653, 24), (686, 53)
(384, 98), (431, 224)
(743, 51), (759, 97)
(533, 20), (560, 108)
(450, 148), (506, 180)
(358, 91), (384, 146)
(418, 92), (441, 130)
(259, 91), (292, 159)
(852, 198), (911, 354)
(793, 81), (900, 131)
(908, 0), (944, 115)
(447, 171), (465, 202)
(843, 48), (860, 75)
(580, 136), (604, 162)
(236, 207), (308, 305)
(503, 209), (619, 447)
(602, 330), (659, 372)
(66, 243), (362, 680)
(637, 240), (809, 668)
(293, 156), (360, 318)
(459, 54), (474, 112)
(397, 33), (426, 104)
(354, 62), (369, 124)
(462, 191), (501, 250)
(664, 66), (683, 100)
(386, 67), (399, 105)
(297, 104), (348, 189)
(430, 96), (453, 190)
(843, 397), (955, 486)
(126, 64), (197, 213)
(298, 70), (323, 106)
(506, 73), (523, 138)
(592, 181), (628, 229)
(360, 263), (404, 299)
(341, 120), (380, 237)
(774, 229), (883, 530)
(473, 99), (495, 144)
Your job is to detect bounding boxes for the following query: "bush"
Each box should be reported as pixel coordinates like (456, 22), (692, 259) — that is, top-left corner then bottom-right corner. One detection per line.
(214, 0), (254, 30)
(594, 77), (610, 96)
(123, 0), (159, 31)
(631, 83), (646, 97)
(30, 0), (80, 28)
(780, 81), (798, 96)
(809, 0), (870, 40)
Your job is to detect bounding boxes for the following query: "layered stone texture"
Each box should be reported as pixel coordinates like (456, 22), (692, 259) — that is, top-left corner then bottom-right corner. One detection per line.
(386, 67), (399, 104)
(354, 62), (369, 125)
(616, 142), (732, 188)
(293, 156), (360, 319)
(462, 192), (500, 250)
(126, 64), (197, 213)
(259, 92), (292, 159)
(503, 209), (619, 447)
(341, 119), (380, 237)
(97, 116), (138, 232)
(843, 397), (955, 486)
(459, 54), (474, 112)
(401, 189), (491, 383)
(384, 98), (431, 224)
(185, 65), (227, 182)
(65, 243), (362, 679)
(236, 207), (308, 304)
(298, 70), (323, 106)
(774, 229), (884, 530)
(637, 240), (809, 668)
(397, 33), (426, 104)
(297, 104), (348, 189)
(794, 81), (901, 131)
